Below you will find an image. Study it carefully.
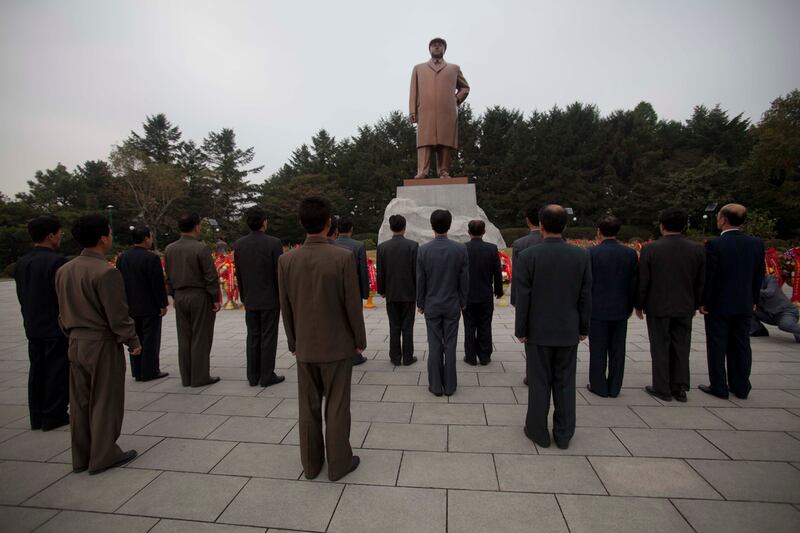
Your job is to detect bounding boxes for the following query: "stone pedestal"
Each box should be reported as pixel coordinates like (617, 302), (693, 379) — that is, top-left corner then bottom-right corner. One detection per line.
(378, 180), (506, 248)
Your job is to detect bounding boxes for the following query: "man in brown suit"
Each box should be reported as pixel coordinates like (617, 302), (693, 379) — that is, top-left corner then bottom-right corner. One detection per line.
(409, 37), (470, 178)
(54, 214), (140, 474)
(278, 196), (366, 481)
(164, 213), (220, 387)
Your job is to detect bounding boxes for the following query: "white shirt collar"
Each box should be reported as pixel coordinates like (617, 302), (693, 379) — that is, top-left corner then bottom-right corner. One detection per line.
(721, 228), (742, 235)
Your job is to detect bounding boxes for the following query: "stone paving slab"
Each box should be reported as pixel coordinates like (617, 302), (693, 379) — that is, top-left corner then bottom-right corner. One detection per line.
(448, 490), (568, 533)
(327, 484), (446, 533)
(35, 510), (159, 533)
(672, 499), (800, 533)
(589, 457), (722, 499)
(27, 468), (161, 512)
(218, 477), (342, 531)
(495, 454), (606, 494)
(118, 471), (247, 522)
(557, 494), (692, 532)
(1, 282), (800, 531)
(398, 450), (498, 490)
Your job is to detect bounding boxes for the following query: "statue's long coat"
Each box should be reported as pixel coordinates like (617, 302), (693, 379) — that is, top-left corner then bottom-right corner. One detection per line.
(409, 60), (470, 149)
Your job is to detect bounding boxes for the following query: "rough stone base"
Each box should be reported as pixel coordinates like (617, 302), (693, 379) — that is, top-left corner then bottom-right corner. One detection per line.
(378, 183), (506, 248)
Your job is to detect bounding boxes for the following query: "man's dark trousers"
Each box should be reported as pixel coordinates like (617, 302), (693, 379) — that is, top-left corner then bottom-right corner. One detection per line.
(386, 302), (415, 365)
(463, 302), (494, 364)
(426, 313), (459, 395)
(588, 319), (627, 397)
(245, 309), (280, 386)
(705, 314), (752, 398)
(130, 315), (162, 381)
(28, 337), (69, 429)
(646, 315), (692, 396)
(525, 344), (577, 444)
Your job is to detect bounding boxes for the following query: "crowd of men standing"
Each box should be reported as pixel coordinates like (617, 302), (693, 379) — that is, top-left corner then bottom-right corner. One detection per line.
(12, 196), (783, 480)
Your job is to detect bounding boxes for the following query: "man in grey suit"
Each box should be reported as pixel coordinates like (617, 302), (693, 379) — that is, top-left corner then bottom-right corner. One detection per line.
(515, 205), (591, 449)
(335, 216), (370, 366)
(511, 206), (542, 307)
(234, 207), (285, 387)
(377, 215), (419, 366)
(751, 275), (800, 343)
(417, 209), (469, 396)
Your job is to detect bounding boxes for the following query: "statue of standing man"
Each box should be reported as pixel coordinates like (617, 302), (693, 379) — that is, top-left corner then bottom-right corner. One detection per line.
(409, 37), (470, 179)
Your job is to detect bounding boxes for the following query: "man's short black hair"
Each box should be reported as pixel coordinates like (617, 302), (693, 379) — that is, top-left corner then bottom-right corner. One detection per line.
(72, 214), (110, 248)
(178, 213), (200, 233)
(524, 206), (539, 226)
(299, 196), (332, 234)
(430, 209), (452, 234)
(389, 215), (406, 232)
(468, 220), (486, 236)
(131, 225), (151, 244)
(27, 215), (61, 243)
(246, 207), (267, 231)
(597, 215), (621, 237)
(659, 207), (688, 233)
(720, 204), (747, 226)
(540, 205), (567, 234)
(337, 215), (354, 234)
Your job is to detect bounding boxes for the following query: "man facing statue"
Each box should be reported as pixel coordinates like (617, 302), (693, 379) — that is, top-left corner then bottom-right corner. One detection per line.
(409, 37), (470, 179)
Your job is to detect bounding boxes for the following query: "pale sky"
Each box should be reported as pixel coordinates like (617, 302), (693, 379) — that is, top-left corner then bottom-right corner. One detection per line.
(1, 0), (798, 196)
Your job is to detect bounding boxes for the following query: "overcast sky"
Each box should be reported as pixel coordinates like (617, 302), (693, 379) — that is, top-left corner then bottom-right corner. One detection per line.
(1, 0), (798, 196)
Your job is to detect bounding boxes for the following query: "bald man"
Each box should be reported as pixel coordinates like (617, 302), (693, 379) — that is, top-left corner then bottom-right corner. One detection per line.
(699, 204), (765, 400)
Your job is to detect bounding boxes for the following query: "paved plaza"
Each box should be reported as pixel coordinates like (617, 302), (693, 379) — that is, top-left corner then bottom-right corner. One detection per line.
(0, 279), (799, 532)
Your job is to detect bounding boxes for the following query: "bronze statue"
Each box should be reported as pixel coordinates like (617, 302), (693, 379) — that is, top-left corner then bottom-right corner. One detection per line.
(409, 37), (470, 179)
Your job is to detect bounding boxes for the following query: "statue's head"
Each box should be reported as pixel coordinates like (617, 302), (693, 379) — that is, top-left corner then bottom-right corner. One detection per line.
(428, 37), (446, 58)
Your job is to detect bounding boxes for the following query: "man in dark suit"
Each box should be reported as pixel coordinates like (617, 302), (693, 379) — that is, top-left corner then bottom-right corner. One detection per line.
(699, 203), (765, 399)
(117, 226), (169, 382)
(278, 196), (365, 481)
(335, 216), (370, 366)
(635, 208), (705, 403)
(515, 205), (591, 450)
(164, 213), (220, 387)
(14, 215), (69, 431)
(751, 275), (800, 343)
(586, 215), (638, 398)
(417, 209), (469, 396)
(233, 207), (285, 387)
(55, 214), (141, 474)
(463, 220), (503, 366)
(511, 206), (542, 307)
(377, 215), (419, 366)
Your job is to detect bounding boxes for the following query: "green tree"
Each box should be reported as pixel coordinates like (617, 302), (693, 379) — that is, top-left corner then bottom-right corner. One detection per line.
(127, 113), (185, 164)
(742, 90), (800, 237)
(202, 128), (263, 233)
(109, 143), (187, 249)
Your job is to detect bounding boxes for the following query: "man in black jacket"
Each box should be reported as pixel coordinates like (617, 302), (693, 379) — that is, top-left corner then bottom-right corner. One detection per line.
(699, 203), (765, 399)
(335, 216), (370, 366)
(377, 215), (419, 366)
(117, 226), (169, 382)
(463, 220), (504, 365)
(233, 208), (285, 387)
(14, 215), (69, 431)
(587, 215), (638, 398)
(510, 205), (542, 307)
(515, 205), (591, 450)
(635, 208), (705, 402)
